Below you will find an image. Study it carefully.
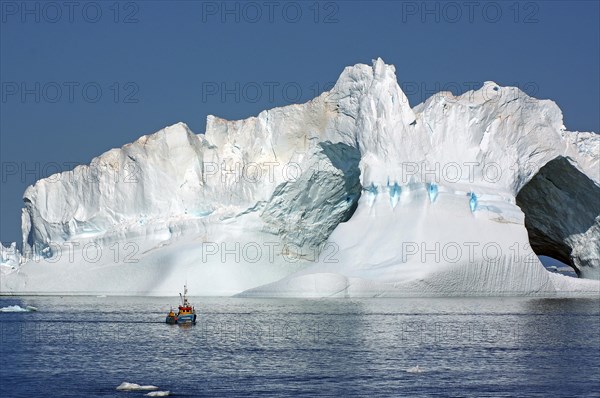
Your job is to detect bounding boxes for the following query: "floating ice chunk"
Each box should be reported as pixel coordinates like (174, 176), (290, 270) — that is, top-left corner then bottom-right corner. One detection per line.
(469, 192), (478, 212)
(428, 183), (438, 203)
(116, 382), (159, 391)
(406, 365), (424, 373)
(0, 305), (36, 312)
(145, 392), (170, 397)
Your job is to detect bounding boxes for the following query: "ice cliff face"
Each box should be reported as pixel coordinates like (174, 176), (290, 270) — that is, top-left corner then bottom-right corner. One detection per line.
(0, 243), (20, 274)
(2, 58), (599, 295)
(260, 142), (361, 256)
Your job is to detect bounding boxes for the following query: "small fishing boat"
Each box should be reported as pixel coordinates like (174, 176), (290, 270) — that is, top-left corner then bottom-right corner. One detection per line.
(165, 309), (177, 324)
(165, 285), (197, 325)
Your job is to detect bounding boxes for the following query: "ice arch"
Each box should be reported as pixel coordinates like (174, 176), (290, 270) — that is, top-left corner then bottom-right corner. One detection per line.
(516, 156), (600, 279)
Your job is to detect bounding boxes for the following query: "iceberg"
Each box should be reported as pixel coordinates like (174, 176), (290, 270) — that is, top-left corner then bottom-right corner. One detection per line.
(0, 305), (36, 312)
(116, 382), (159, 391)
(1, 58), (598, 296)
(406, 365), (424, 373)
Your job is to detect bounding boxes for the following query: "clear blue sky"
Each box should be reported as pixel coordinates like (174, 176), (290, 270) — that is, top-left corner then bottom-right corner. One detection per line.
(1, 0), (599, 245)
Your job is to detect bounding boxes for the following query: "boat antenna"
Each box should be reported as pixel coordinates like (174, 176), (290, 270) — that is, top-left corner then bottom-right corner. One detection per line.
(179, 282), (188, 306)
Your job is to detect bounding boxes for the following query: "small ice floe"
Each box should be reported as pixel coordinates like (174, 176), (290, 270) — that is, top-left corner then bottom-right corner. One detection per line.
(146, 392), (170, 397)
(0, 305), (37, 312)
(406, 365), (424, 373)
(116, 382), (159, 391)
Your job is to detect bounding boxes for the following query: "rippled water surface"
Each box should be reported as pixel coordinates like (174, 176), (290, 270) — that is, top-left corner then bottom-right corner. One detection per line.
(1, 296), (599, 397)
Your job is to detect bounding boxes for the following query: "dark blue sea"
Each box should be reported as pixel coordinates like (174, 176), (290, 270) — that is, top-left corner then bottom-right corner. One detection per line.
(1, 296), (599, 397)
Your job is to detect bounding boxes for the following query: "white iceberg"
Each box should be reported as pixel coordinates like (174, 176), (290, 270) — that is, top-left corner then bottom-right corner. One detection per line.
(406, 365), (424, 373)
(0, 58), (598, 297)
(116, 382), (159, 391)
(0, 305), (36, 312)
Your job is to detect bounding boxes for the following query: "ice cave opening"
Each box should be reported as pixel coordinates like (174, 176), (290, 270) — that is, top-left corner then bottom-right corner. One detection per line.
(538, 255), (578, 277)
(516, 156), (600, 279)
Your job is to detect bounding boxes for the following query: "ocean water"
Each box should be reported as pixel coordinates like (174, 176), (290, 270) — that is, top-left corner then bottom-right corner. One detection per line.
(0, 296), (598, 397)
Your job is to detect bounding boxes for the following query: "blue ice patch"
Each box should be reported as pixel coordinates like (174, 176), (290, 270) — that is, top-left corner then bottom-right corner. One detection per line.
(389, 182), (401, 208)
(469, 192), (478, 212)
(428, 183), (438, 203)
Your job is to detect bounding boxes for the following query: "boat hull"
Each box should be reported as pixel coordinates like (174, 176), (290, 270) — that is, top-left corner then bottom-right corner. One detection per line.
(177, 313), (196, 324)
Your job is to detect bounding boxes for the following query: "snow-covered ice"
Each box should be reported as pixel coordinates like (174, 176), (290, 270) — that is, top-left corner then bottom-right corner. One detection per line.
(0, 305), (36, 312)
(1, 58), (598, 297)
(116, 382), (159, 391)
(406, 365), (424, 373)
(145, 392), (171, 397)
